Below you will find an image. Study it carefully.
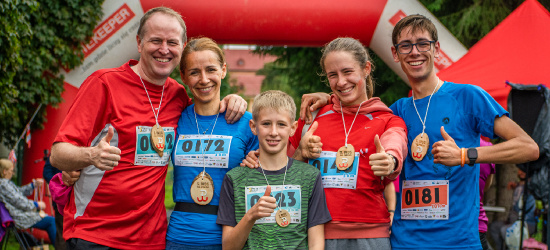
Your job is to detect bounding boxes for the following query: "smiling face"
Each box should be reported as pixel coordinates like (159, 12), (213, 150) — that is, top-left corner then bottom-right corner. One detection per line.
(392, 27), (440, 84)
(250, 108), (297, 157)
(324, 51), (371, 106)
(182, 50), (226, 106)
(136, 13), (184, 85)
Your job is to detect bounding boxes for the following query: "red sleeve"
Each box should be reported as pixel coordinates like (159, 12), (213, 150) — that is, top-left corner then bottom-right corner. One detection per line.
(54, 74), (110, 146)
(380, 115), (408, 180)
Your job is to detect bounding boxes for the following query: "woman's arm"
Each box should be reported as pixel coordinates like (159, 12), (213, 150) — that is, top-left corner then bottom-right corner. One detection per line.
(0, 181), (38, 211)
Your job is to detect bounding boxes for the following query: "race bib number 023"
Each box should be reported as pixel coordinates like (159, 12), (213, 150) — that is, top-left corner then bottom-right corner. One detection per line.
(134, 126), (174, 166)
(173, 135), (232, 168)
(245, 185), (301, 224)
(401, 180), (449, 220)
(309, 151), (359, 189)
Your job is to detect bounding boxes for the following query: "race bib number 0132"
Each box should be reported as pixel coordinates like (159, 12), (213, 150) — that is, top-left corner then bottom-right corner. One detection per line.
(401, 180), (449, 220)
(309, 151), (359, 189)
(245, 185), (301, 225)
(134, 126), (174, 166)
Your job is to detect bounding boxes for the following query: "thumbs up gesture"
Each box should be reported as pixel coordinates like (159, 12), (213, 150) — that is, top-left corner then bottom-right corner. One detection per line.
(247, 185), (277, 221)
(370, 135), (395, 177)
(432, 126), (461, 166)
(298, 121), (323, 159)
(92, 126), (122, 171)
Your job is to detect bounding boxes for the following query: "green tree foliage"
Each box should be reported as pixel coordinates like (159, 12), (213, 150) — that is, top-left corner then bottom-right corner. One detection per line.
(0, 0), (104, 148)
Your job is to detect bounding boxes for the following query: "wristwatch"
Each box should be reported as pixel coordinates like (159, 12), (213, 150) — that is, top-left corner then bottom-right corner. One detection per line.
(467, 148), (478, 166)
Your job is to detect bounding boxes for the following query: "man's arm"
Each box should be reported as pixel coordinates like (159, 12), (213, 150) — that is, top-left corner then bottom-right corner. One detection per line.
(307, 224), (325, 250)
(220, 94), (247, 124)
(50, 126), (121, 171)
(477, 116), (539, 164)
(432, 116), (539, 166)
(299, 93), (331, 125)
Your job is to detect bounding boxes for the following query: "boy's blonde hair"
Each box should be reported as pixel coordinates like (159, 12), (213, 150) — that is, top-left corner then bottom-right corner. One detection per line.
(0, 159), (14, 178)
(252, 90), (296, 121)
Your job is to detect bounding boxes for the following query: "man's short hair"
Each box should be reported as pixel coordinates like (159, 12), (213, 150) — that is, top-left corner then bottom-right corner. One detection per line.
(392, 14), (438, 45)
(252, 90), (296, 122)
(137, 7), (187, 43)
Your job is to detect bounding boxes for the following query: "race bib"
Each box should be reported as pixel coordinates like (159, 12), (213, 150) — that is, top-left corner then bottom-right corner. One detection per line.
(245, 185), (301, 224)
(134, 126), (175, 166)
(309, 151), (360, 189)
(173, 134), (232, 168)
(401, 180), (449, 220)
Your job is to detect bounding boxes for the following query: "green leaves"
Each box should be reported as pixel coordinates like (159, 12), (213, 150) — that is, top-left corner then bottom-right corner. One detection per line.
(0, 0), (104, 148)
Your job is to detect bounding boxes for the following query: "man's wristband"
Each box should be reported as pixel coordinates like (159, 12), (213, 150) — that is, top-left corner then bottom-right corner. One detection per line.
(388, 210), (395, 213)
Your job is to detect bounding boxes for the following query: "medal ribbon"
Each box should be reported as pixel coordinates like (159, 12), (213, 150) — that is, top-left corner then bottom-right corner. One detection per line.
(259, 158), (289, 210)
(339, 100), (367, 147)
(412, 79), (441, 136)
(137, 70), (165, 125)
(194, 107), (220, 178)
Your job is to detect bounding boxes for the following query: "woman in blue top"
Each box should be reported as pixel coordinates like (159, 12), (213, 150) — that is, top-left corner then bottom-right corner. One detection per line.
(167, 37), (259, 250)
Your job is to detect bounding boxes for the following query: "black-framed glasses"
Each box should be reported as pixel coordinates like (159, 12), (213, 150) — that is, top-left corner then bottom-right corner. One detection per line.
(395, 41), (435, 54)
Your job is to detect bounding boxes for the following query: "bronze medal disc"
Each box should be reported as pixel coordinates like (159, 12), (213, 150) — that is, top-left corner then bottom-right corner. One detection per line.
(275, 209), (291, 227)
(150, 124), (165, 157)
(190, 171), (214, 205)
(411, 133), (430, 161)
(336, 144), (355, 170)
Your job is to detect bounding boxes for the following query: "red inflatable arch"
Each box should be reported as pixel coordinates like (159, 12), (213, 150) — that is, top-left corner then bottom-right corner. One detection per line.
(22, 0), (467, 215)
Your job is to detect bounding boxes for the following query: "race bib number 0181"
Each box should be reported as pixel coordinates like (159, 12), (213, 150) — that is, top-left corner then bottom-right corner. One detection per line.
(245, 185), (301, 224)
(401, 180), (449, 220)
(134, 126), (174, 166)
(173, 135), (232, 168)
(309, 151), (359, 189)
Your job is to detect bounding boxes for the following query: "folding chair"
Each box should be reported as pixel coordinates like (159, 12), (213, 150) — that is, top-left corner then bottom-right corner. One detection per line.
(0, 202), (31, 250)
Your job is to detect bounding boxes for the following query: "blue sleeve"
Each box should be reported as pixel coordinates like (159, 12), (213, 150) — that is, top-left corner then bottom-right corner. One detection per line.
(466, 85), (509, 139)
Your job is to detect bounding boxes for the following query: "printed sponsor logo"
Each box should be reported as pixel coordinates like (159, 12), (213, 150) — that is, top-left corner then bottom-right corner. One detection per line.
(83, 3), (135, 57)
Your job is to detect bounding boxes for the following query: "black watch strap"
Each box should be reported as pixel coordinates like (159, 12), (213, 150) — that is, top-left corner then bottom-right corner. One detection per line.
(467, 148), (478, 166)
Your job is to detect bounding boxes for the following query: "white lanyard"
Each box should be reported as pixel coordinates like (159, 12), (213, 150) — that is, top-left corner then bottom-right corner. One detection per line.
(412, 80), (441, 135)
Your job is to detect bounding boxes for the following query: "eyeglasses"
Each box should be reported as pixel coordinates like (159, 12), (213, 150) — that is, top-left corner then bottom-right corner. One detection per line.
(395, 41), (435, 54)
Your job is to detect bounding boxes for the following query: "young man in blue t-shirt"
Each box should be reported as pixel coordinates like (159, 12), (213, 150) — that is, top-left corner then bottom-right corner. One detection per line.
(387, 14), (538, 249)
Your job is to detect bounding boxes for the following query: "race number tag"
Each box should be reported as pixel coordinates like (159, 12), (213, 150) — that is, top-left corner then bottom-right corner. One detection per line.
(309, 151), (360, 189)
(173, 135), (232, 168)
(245, 185), (301, 225)
(134, 126), (175, 166)
(401, 180), (449, 220)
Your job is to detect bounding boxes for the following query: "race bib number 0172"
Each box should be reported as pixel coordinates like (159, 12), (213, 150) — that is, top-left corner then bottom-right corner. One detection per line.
(173, 135), (232, 168)
(401, 180), (449, 220)
(134, 126), (174, 166)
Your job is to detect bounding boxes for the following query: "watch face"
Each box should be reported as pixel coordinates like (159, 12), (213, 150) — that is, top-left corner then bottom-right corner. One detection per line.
(467, 148), (478, 158)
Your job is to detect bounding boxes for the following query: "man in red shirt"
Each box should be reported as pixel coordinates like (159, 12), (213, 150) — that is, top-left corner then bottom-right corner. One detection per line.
(50, 7), (245, 249)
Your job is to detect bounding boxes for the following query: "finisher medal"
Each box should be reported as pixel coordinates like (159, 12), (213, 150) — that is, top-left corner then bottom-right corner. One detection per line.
(276, 209), (291, 227)
(190, 171), (214, 205)
(150, 123), (165, 157)
(336, 144), (355, 170)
